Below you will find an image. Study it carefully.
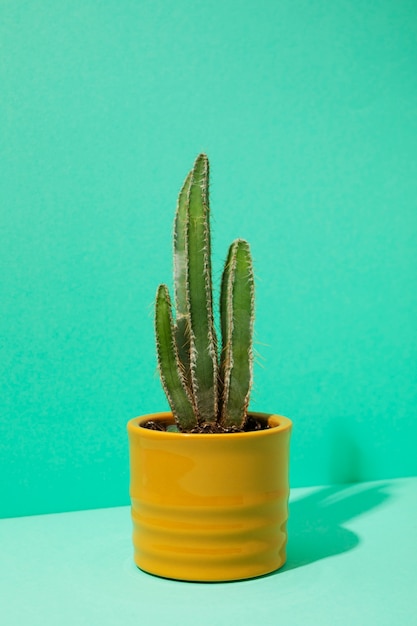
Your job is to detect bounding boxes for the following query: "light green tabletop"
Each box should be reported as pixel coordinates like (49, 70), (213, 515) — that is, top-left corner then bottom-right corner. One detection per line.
(1, 477), (416, 626)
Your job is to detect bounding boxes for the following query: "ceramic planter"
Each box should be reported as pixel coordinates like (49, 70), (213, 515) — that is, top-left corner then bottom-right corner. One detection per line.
(127, 411), (292, 582)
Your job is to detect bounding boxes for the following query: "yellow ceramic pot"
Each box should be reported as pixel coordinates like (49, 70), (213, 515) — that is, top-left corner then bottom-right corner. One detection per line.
(127, 411), (292, 582)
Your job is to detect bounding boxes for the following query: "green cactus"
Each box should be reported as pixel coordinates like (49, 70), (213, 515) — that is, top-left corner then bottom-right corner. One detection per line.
(155, 284), (198, 431)
(219, 239), (255, 429)
(155, 154), (255, 432)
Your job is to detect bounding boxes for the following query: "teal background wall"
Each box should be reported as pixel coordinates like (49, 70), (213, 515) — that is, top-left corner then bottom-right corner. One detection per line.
(1, 0), (416, 518)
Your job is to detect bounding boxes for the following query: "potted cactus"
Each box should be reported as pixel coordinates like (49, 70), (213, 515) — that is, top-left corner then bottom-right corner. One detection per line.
(127, 154), (292, 581)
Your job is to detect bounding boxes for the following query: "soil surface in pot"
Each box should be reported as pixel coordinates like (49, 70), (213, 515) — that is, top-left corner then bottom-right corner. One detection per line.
(142, 415), (270, 434)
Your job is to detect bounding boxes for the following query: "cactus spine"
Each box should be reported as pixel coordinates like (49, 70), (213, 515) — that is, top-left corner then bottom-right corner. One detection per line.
(155, 154), (255, 432)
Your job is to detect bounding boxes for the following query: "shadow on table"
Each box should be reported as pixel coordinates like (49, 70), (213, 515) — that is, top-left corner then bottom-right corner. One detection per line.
(280, 481), (390, 572)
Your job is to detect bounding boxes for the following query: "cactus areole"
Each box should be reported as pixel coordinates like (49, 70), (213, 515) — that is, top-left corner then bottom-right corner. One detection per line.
(152, 153), (257, 433)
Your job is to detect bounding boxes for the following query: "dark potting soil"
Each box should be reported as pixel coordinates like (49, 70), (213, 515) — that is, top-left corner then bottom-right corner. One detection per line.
(142, 415), (269, 434)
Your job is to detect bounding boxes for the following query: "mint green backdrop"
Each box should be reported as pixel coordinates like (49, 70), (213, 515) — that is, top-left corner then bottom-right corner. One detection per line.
(1, 1), (416, 518)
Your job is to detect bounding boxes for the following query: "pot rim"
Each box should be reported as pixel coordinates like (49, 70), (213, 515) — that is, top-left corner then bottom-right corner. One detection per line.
(127, 411), (292, 440)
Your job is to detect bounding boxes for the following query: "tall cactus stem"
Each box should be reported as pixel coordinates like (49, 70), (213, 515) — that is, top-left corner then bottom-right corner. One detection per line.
(186, 154), (218, 424)
(155, 284), (198, 431)
(174, 169), (193, 391)
(219, 239), (255, 428)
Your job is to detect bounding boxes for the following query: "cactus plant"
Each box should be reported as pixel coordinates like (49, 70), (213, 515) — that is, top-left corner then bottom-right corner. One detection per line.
(154, 153), (256, 433)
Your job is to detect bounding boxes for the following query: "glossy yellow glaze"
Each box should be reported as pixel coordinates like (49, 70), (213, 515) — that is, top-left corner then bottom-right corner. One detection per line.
(127, 412), (292, 582)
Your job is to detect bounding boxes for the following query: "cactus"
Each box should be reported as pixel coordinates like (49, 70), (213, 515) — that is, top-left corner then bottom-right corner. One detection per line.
(155, 154), (255, 432)
(219, 239), (255, 429)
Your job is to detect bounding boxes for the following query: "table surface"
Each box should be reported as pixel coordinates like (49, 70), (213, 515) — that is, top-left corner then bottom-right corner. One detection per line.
(1, 477), (416, 626)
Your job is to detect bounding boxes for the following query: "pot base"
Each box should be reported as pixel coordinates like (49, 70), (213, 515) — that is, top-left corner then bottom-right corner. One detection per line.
(134, 550), (287, 583)
(131, 495), (288, 582)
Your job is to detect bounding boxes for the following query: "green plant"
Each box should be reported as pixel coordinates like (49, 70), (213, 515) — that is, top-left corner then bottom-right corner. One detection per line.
(154, 154), (255, 433)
